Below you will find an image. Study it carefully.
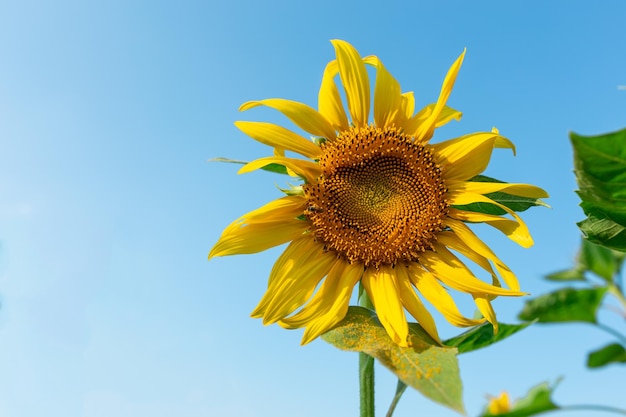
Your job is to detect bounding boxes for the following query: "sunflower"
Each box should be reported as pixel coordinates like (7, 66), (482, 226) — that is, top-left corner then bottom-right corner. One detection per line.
(209, 40), (547, 347)
(486, 392), (512, 415)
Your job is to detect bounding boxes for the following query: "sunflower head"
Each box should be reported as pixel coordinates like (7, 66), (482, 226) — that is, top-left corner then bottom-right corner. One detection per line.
(486, 392), (513, 415)
(210, 40), (548, 347)
(304, 125), (448, 267)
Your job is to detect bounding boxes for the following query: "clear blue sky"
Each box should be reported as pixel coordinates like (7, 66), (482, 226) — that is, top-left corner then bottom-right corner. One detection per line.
(1, 1), (624, 416)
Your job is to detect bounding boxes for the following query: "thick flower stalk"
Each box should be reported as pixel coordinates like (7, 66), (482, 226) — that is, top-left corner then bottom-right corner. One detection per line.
(210, 40), (547, 347)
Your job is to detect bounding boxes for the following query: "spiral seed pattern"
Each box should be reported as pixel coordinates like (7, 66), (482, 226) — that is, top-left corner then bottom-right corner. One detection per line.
(304, 126), (448, 267)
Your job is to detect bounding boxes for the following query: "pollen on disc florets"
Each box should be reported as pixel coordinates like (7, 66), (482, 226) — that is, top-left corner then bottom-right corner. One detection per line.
(303, 125), (449, 267)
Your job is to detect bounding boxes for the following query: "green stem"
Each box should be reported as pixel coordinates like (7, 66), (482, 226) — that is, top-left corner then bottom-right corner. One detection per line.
(385, 380), (407, 417)
(608, 283), (626, 314)
(561, 405), (626, 415)
(595, 323), (626, 346)
(359, 285), (375, 417)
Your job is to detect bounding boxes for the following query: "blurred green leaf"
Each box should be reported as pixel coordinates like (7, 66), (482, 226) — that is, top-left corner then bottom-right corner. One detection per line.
(322, 306), (464, 413)
(452, 175), (549, 215)
(544, 268), (586, 282)
(579, 239), (625, 282)
(443, 321), (534, 354)
(571, 129), (626, 252)
(518, 287), (608, 324)
(587, 343), (626, 368)
(209, 157), (289, 175)
(480, 381), (559, 417)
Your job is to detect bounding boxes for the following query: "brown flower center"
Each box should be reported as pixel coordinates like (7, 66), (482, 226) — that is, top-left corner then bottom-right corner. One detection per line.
(304, 126), (448, 267)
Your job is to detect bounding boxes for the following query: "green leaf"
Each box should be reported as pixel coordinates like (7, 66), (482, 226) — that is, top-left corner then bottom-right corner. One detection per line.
(451, 175), (549, 215)
(209, 157), (289, 175)
(544, 268), (586, 282)
(443, 321), (534, 354)
(578, 239), (624, 282)
(587, 343), (626, 368)
(571, 129), (626, 251)
(322, 306), (464, 413)
(518, 287), (608, 324)
(480, 381), (560, 417)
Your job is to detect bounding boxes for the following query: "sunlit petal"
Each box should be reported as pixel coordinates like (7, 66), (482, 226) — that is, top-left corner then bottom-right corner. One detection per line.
(364, 55), (403, 129)
(240, 98), (336, 140)
(431, 131), (515, 181)
(331, 39), (370, 127)
(239, 156), (321, 183)
(414, 50), (465, 143)
(235, 121), (321, 159)
(318, 60), (349, 132)
(448, 181), (548, 198)
(395, 265), (440, 342)
(209, 196), (308, 259)
(407, 263), (485, 327)
(420, 244), (525, 296)
(448, 192), (534, 248)
(473, 295), (499, 333)
(362, 265), (410, 347)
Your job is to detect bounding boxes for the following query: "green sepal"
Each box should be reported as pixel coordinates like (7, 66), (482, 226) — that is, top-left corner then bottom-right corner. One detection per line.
(479, 381), (560, 417)
(209, 157), (289, 175)
(451, 175), (549, 215)
(443, 321), (535, 354)
(321, 306), (464, 414)
(571, 129), (626, 252)
(277, 183), (304, 196)
(587, 343), (626, 368)
(518, 287), (608, 324)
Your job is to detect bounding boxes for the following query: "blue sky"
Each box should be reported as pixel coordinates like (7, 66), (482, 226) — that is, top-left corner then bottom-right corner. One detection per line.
(1, 1), (625, 416)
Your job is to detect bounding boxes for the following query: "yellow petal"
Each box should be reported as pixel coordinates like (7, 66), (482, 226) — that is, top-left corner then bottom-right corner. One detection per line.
(235, 121), (321, 159)
(331, 39), (370, 128)
(281, 262), (363, 345)
(419, 244), (525, 296)
(209, 196), (308, 259)
(240, 98), (336, 141)
(365, 55), (402, 129)
(400, 92), (415, 121)
(414, 50), (465, 143)
(403, 104), (462, 136)
(447, 192), (534, 248)
(279, 261), (348, 328)
(239, 156), (321, 183)
(362, 265), (410, 347)
(407, 263), (485, 327)
(395, 265), (440, 342)
(434, 105), (463, 127)
(251, 237), (330, 320)
(445, 214), (522, 291)
(431, 131), (515, 181)
(473, 295), (498, 333)
(318, 60), (349, 132)
(448, 181), (549, 199)
(437, 230), (496, 276)
(262, 251), (338, 324)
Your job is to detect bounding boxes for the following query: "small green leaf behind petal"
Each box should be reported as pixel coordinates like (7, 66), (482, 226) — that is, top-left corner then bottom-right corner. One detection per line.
(587, 343), (626, 368)
(479, 381), (560, 417)
(452, 175), (549, 215)
(518, 287), (608, 324)
(209, 157), (289, 175)
(321, 306), (464, 414)
(443, 321), (534, 354)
